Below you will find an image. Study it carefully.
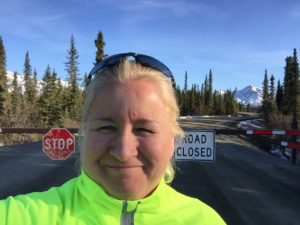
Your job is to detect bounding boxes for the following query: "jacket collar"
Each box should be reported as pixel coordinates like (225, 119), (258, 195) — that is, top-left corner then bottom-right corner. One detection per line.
(77, 170), (169, 213)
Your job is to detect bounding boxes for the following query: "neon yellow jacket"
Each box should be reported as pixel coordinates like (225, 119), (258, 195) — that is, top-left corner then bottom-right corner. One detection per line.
(0, 171), (226, 225)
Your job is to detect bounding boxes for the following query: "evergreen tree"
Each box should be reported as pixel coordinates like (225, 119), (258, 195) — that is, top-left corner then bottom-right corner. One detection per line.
(23, 51), (39, 125)
(23, 52), (37, 103)
(291, 48), (300, 129)
(10, 72), (23, 126)
(276, 80), (283, 112)
(190, 84), (197, 114)
(212, 90), (219, 115)
(94, 31), (106, 64)
(175, 85), (182, 114)
(224, 89), (238, 115)
(203, 71), (213, 114)
(82, 72), (89, 88)
(269, 74), (277, 113)
(38, 65), (52, 125)
(212, 90), (224, 115)
(33, 69), (38, 95)
(183, 71), (188, 92)
(282, 49), (300, 125)
(182, 71), (188, 115)
(219, 91), (225, 115)
(65, 35), (82, 121)
(283, 56), (293, 114)
(38, 66), (63, 127)
(262, 69), (270, 120)
(0, 36), (8, 117)
(208, 69), (213, 112)
(50, 70), (63, 126)
(203, 75), (209, 113)
(199, 84), (204, 114)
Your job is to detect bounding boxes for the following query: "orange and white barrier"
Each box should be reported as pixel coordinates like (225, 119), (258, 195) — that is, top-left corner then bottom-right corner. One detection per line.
(246, 130), (300, 136)
(281, 141), (300, 151)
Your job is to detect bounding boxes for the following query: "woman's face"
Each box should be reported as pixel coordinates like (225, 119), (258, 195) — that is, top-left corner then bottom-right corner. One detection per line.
(82, 79), (175, 200)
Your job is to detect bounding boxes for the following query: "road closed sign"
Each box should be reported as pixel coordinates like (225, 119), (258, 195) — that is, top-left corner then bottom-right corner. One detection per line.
(174, 130), (215, 161)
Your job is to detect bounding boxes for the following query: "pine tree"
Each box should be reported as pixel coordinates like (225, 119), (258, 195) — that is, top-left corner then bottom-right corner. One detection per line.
(291, 48), (300, 128)
(33, 69), (38, 95)
(208, 69), (213, 113)
(23, 51), (38, 126)
(190, 84), (197, 114)
(94, 31), (106, 64)
(276, 80), (283, 112)
(199, 84), (204, 114)
(49, 70), (63, 126)
(219, 91), (225, 115)
(82, 72), (89, 88)
(212, 90), (219, 115)
(282, 49), (300, 125)
(38, 66), (64, 127)
(38, 65), (52, 126)
(283, 56), (293, 114)
(262, 69), (270, 120)
(0, 36), (8, 117)
(10, 72), (23, 126)
(182, 71), (188, 115)
(224, 89), (238, 115)
(203, 71), (213, 114)
(24, 51), (33, 101)
(175, 85), (182, 114)
(65, 35), (82, 121)
(269, 74), (277, 113)
(203, 75), (209, 113)
(183, 71), (188, 92)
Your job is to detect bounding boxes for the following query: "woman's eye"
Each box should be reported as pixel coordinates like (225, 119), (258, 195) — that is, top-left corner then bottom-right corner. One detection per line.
(96, 126), (116, 132)
(136, 127), (154, 134)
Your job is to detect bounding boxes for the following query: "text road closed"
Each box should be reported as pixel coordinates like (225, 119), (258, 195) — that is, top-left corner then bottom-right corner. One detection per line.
(174, 131), (215, 161)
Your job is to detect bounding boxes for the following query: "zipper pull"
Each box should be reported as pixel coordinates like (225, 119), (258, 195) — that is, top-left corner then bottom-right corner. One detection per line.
(120, 200), (141, 225)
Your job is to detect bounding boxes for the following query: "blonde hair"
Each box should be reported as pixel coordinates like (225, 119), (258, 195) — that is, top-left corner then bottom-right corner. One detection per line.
(80, 60), (184, 183)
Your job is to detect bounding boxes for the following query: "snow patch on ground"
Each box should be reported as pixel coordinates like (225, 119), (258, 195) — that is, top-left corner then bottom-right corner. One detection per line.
(237, 119), (264, 129)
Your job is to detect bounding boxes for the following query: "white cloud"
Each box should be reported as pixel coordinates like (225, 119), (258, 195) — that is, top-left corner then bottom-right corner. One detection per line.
(116, 0), (216, 25)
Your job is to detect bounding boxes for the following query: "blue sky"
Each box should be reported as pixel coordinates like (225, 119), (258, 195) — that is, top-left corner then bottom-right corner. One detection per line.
(1, 0), (300, 90)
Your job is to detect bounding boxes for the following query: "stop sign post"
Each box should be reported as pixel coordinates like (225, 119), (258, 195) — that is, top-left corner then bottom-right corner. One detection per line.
(43, 128), (75, 160)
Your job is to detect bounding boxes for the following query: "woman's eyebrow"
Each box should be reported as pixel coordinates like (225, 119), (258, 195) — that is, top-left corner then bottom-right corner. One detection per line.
(135, 119), (159, 125)
(90, 118), (114, 122)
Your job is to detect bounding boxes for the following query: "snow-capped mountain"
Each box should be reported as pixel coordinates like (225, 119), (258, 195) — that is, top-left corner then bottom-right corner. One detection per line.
(235, 85), (262, 107)
(5, 71), (262, 106)
(6, 71), (68, 93)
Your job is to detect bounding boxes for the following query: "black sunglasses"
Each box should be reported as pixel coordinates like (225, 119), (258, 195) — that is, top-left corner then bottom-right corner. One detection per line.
(87, 52), (175, 86)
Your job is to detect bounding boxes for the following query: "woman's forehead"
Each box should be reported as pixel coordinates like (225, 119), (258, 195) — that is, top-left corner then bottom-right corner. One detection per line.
(88, 80), (167, 118)
(92, 79), (161, 100)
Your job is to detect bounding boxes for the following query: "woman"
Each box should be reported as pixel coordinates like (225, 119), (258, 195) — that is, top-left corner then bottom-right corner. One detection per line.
(0, 53), (226, 224)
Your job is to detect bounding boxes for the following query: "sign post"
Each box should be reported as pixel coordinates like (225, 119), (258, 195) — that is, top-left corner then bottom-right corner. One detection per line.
(174, 130), (215, 161)
(43, 128), (75, 160)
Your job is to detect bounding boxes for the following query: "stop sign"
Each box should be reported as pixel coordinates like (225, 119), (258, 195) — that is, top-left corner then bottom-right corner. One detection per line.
(43, 128), (75, 160)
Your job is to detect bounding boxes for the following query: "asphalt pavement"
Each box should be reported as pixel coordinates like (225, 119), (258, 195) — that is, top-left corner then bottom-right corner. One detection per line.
(0, 128), (300, 225)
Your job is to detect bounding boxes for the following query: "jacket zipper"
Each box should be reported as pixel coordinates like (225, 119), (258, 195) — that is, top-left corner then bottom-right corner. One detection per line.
(120, 200), (141, 225)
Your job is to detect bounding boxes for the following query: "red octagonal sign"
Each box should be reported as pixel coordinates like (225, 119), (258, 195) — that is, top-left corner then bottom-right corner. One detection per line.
(43, 128), (75, 160)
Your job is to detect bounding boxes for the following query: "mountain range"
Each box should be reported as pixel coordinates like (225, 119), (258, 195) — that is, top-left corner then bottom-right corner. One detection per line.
(5, 71), (263, 106)
(234, 85), (263, 107)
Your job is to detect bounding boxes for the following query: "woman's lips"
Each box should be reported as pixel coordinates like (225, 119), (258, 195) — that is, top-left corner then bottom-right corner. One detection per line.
(106, 165), (142, 169)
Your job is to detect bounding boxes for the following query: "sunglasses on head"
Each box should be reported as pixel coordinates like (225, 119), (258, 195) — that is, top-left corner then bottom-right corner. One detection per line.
(87, 52), (175, 86)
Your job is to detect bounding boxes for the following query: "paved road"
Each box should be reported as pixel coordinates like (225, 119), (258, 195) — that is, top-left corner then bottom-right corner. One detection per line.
(0, 117), (300, 225)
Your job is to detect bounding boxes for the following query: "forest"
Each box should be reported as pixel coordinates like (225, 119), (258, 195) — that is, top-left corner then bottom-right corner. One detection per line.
(0, 32), (299, 137)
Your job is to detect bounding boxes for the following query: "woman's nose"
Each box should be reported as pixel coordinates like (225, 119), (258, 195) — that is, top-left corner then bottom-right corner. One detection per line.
(109, 128), (138, 161)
